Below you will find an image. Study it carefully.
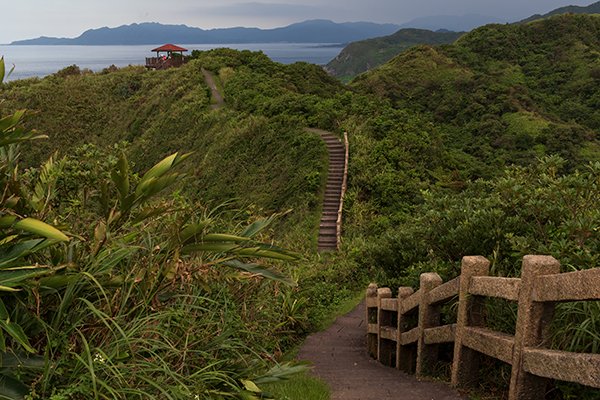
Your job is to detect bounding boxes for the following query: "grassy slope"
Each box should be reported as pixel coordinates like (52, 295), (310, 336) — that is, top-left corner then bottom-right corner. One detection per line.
(519, 0), (600, 23)
(325, 28), (463, 80)
(1, 50), (370, 333)
(1, 58), (332, 252)
(351, 15), (600, 171)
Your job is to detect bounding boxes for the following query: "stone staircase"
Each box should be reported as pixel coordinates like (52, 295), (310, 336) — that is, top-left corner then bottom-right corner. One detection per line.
(307, 128), (347, 252)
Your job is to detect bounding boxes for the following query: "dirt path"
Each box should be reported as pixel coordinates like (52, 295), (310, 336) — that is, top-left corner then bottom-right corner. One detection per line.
(297, 301), (466, 400)
(201, 68), (224, 109)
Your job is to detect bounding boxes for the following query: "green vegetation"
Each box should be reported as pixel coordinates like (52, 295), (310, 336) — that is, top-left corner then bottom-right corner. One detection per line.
(1, 13), (599, 399)
(519, 0), (600, 24)
(262, 373), (329, 400)
(325, 28), (463, 81)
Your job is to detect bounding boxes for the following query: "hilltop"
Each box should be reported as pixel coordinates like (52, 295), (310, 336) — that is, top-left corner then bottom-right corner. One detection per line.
(10, 20), (400, 45)
(326, 1), (600, 80)
(520, 0), (600, 23)
(352, 14), (600, 172)
(325, 28), (463, 80)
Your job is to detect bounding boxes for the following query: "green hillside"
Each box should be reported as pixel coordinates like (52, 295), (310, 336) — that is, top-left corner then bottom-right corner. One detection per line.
(352, 14), (600, 173)
(520, 0), (600, 23)
(1, 14), (599, 399)
(325, 28), (463, 80)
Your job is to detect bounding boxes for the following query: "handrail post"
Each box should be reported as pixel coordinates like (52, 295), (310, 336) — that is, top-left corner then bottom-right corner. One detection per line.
(396, 287), (415, 373)
(451, 256), (490, 387)
(508, 256), (560, 400)
(366, 283), (378, 358)
(377, 287), (392, 363)
(416, 273), (443, 377)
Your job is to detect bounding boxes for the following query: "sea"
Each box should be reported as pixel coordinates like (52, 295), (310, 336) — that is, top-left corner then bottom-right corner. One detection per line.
(0, 43), (344, 81)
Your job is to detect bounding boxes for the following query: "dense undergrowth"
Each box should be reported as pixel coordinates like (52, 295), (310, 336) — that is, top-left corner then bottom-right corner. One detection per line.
(1, 13), (599, 399)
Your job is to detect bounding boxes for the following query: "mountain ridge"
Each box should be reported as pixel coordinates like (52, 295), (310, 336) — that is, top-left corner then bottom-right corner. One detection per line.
(397, 14), (504, 32)
(10, 20), (400, 45)
(519, 0), (600, 23)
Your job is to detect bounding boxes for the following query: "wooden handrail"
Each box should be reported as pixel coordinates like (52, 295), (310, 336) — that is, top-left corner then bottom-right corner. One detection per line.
(336, 131), (349, 250)
(366, 255), (600, 399)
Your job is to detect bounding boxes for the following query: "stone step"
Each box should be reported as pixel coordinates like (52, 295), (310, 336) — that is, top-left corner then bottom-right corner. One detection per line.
(318, 238), (338, 246)
(320, 221), (337, 228)
(319, 229), (337, 237)
(318, 236), (337, 243)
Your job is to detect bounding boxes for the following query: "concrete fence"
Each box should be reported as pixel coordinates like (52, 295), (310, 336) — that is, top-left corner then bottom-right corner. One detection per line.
(366, 255), (600, 399)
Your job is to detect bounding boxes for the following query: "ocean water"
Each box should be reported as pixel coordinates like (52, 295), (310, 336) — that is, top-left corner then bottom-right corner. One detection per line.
(0, 43), (344, 81)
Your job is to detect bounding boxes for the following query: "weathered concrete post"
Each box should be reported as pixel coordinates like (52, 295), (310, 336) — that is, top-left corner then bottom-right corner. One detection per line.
(366, 283), (378, 358)
(508, 255), (560, 400)
(377, 287), (393, 363)
(396, 286), (415, 372)
(451, 256), (490, 387)
(416, 272), (443, 377)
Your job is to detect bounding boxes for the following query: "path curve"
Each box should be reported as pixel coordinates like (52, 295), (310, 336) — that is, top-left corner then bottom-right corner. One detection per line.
(305, 128), (347, 252)
(297, 302), (466, 400)
(201, 68), (225, 109)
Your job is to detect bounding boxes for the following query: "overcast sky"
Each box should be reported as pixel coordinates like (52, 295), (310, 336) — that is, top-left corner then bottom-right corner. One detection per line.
(2, 0), (597, 43)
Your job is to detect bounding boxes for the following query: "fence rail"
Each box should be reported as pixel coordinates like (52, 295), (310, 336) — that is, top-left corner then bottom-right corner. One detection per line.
(366, 255), (600, 399)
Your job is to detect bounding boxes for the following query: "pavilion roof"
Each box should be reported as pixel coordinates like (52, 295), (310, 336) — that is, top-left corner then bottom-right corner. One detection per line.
(151, 44), (188, 52)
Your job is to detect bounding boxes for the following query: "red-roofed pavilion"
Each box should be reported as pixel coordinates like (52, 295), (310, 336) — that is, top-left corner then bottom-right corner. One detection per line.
(146, 44), (189, 70)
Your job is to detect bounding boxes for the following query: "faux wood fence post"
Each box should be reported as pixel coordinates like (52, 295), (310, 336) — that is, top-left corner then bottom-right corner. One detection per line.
(508, 255), (560, 400)
(416, 273), (443, 377)
(377, 287), (393, 363)
(451, 256), (490, 387)
(366, 283), (378, 358)
(396, 286), (415, 373)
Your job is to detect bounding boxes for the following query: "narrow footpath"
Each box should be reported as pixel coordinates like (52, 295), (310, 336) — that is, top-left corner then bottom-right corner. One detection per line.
(297, 302), (466, 400)
(201, 68), (225, 109)
(305, 128), (346, 252)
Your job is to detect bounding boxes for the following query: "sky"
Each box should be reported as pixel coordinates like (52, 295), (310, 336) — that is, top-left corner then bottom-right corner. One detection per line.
(2, 0), (597, 43)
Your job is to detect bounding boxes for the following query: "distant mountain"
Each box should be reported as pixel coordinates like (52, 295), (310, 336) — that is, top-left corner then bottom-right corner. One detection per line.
(397, 14), (505, 32)
(325, 29), (463, 79)
(10, 20), (400, 46)
(519, 1), (600, 23)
